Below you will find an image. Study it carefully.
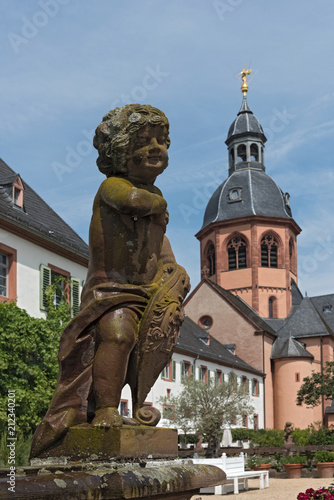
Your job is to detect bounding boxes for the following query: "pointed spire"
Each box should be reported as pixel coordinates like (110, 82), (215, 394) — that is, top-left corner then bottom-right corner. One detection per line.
(238, 95), (253, 115)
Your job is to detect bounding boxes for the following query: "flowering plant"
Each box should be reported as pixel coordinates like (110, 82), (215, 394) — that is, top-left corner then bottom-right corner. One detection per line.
(297, 486), (334, 499)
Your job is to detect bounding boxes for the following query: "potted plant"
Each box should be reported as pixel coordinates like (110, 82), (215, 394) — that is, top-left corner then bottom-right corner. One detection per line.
(281, 453), (306, 478)
(314, 450), (334, 478)
(247, 455), (272, 471)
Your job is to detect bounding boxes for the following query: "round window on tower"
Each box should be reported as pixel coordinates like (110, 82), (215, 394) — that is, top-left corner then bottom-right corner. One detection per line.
(198, 315), (213, 329)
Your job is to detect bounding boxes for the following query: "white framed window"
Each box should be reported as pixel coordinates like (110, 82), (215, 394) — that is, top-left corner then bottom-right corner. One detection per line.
(0, 253), (8, 297)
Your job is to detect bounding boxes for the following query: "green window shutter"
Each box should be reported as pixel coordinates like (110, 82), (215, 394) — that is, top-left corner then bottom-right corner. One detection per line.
(246, 378), (249, 394)
(71, 278), (81, 318)
(40, 264), (51, 310)
(191, 364), (194, 377)
(172, 360), (176, 381)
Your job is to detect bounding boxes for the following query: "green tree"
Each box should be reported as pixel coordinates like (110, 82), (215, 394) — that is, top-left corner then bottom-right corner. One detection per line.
(160, 375), (254, 457)
(0, 278), (71, 436)
(296, 362), (334, 408)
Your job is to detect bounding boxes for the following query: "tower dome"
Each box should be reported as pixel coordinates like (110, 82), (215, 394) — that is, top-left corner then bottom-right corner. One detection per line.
(196, 68), (301, 320)
(202, 169), (292, 230)
(226, 96), (266, 145)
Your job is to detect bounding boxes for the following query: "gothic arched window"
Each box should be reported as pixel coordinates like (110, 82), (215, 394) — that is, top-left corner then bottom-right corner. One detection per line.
(227, 237), (247, 270)
(261, 234), (278, 268)
(206, 244), (216, 277)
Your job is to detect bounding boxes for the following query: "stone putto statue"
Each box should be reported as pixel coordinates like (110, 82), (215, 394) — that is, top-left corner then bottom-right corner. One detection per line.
(30, 104), (190, 458)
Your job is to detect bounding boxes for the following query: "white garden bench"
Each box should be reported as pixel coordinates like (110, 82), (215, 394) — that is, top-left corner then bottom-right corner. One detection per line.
(193, 452), (269, 495)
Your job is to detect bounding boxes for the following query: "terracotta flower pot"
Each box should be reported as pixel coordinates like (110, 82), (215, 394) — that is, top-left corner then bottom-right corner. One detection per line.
(316, 462), (334, 478)
(284, 463), (303, 478)
(253, 464), (271, 471)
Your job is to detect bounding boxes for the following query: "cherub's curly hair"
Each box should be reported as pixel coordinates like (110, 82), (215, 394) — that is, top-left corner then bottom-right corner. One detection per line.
(93, 104), (170, 177)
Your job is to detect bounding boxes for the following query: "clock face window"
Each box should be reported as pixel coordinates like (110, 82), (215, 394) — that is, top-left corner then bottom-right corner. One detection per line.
(229, 188), (242, 202)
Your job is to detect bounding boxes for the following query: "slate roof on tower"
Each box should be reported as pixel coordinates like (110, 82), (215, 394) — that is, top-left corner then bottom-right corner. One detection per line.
(0, 158), (89, 260)
(201, 169), (292, 229)
(310, 294), (334, 332)
(270, 296), (334, 359)
(226, 96), (266, 144)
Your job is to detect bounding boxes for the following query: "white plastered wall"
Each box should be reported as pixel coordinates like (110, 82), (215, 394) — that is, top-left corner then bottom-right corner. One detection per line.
(120, 350), (264, 430)
(0, 228), (88, 318)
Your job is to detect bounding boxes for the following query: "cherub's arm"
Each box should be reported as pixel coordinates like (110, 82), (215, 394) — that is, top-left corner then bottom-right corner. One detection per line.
(100, 178), (167, 217)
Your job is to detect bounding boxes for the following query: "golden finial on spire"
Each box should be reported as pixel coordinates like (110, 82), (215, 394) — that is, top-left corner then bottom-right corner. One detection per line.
(239, 67), (252, 96)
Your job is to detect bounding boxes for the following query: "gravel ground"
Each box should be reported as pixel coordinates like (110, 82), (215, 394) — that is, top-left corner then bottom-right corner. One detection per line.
(192, 477), (334, 499)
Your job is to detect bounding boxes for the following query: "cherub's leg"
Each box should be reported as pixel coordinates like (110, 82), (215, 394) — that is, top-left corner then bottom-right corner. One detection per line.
(92, 308), (138, 428)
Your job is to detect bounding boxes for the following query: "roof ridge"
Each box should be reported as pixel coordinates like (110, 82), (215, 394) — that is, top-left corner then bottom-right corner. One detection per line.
(207, 279), (276, 336)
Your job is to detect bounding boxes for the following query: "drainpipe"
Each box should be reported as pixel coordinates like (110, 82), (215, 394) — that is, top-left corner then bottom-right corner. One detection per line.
(321, 336), (324, 425)
(193, 354), (199, 378)
(255, 330), (267, 429)
(262, 332), (266, 429)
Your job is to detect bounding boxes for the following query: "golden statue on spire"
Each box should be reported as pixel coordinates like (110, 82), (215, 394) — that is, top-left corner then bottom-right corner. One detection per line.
(239, 67), (252, 96)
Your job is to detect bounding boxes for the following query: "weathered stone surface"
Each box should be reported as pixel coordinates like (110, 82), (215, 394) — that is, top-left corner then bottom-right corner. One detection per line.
(35, 425), (178, 461)
(0, 463), (225, 500)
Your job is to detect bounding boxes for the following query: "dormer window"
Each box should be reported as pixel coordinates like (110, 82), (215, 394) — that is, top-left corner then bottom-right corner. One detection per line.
(323, 305), (332, 313)
(12, 175), (24, 208)
(228, 188), (242, 202)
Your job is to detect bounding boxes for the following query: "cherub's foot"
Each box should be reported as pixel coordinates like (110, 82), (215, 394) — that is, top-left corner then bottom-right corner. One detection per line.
(92, 407), (122, 428)
(122, 416), (140, 426)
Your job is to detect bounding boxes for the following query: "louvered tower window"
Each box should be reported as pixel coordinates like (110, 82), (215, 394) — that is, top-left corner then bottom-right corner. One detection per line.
(227, 237), (247, 270)
(261, 235), (278, 268)
(207, 244), (216, 276)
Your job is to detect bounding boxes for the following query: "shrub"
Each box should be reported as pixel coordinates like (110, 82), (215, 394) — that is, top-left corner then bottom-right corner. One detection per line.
(231, 428), (252, 441)
(0, 431), (33, 466)
(292, 427), (312, 446)
(246, 455), (272, 468)
(281, 452), (306, 465)
(306, 426), (334, 446)
(314, 450), (334, 463)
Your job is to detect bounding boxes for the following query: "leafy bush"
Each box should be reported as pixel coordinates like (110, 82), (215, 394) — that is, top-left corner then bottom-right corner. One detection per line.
(231, 428), (284, 447)
(281, 452), (306, 465)
(246, 455), (272, 468)
(0, 289), (71, 436)
(292, 427), (312, 446)
(314, 450), (334, 463)
(0, 431), (33, 466)
(231, 428), (252, 441)
(306, 425), (334, 445)
(252, 429), (284, 447)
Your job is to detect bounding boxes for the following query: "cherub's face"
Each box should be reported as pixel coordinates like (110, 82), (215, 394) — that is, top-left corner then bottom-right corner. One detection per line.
(126, 124), (169, 183)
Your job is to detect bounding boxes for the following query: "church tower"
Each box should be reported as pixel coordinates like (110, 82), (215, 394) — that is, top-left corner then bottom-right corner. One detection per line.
(196, 70), (301, 319)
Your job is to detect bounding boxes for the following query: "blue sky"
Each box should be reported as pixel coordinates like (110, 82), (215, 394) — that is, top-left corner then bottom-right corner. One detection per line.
(1, 0), (334, 297)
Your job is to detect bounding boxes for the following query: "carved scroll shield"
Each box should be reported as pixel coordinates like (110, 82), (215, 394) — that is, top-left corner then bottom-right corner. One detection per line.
(131, 265), (190, 424)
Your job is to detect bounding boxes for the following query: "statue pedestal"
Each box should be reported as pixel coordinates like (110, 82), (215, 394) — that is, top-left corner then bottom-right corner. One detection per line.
(0, 461), (226, 500)
(35, 424), (178, 461)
